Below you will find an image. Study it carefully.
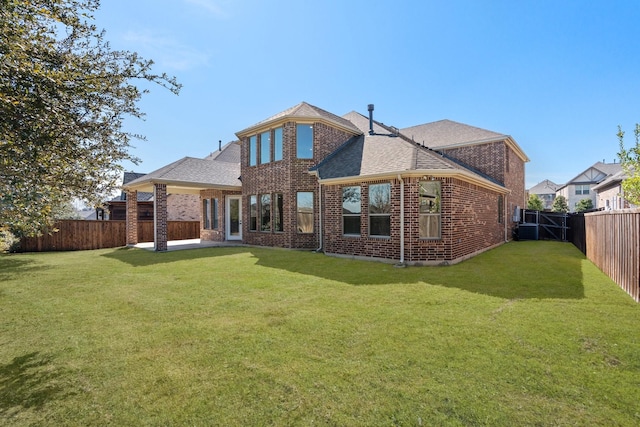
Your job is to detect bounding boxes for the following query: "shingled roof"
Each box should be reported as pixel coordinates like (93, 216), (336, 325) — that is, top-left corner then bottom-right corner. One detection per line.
(124, 141), (241, 194)
(236, 102), (361, 137)
(401, 119), (505, 148)
(311, 132), (505, 191)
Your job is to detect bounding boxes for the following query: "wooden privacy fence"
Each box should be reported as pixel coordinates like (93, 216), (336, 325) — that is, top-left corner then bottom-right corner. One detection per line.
(19, 220), (200, 252)
(585, 209), (640, 302)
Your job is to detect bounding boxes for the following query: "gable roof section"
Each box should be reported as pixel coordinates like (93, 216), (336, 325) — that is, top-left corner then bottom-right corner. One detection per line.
(558, 162), (623, 189)
(236, 102), (362, 137)
(401, 119), (529, 162)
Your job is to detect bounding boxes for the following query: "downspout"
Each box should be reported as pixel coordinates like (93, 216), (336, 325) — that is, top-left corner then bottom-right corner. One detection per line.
(316, 181), (323, 252)
(398, 174), (405, 264)
(504, 194), (508, 242)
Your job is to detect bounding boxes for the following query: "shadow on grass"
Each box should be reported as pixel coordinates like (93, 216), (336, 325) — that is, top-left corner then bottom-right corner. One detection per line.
(0, 256), (48, 282)
(102, 241), (586, 300)
(102, 245), (251, 267)
(0, 352), (74, 417)
(421, 241), (587, 300)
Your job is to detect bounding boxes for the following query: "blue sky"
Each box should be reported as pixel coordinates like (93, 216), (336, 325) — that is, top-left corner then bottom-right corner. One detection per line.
(93, 0), (640, 189)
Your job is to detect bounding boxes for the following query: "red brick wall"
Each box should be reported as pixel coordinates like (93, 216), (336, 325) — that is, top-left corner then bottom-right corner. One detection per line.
(322, 176), (506, 263)
(443, 140), (526, 239)
(503, 145), (526, 230)
(443, 141), (505, 184)
(240, 121), (354, 249)
(154, 184), (168, 251)
(125, 190), (138, 245)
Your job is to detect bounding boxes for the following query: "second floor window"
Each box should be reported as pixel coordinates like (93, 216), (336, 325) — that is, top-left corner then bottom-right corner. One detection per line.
(260, 131), (270, 164)
(274, 127), (283, 161)
(296, 124), (313, 159)
(575, 184), (590, 195)
(249, 135), (257, 166)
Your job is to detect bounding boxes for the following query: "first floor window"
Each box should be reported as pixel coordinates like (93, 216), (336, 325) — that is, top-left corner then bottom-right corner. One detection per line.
(260, 194), (271, 231)
(249, 195), (257, 231)
(369, 183), (390, 236)
(342, 186), (361, 235)
(297, 192), (314, 233)
(212, 198), (219, 229)
(419, 181), (441, 238)
(203, 199), (211, 229)
(274, 193), (284, 232)
(498, 195), (504, 224)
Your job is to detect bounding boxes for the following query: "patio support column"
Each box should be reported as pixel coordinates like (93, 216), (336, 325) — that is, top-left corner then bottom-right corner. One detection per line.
(154, 183), (168, 252)
(126, 190), (138, 246)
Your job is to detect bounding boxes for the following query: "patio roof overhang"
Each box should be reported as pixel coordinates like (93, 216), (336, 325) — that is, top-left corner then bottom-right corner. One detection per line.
(123, 178), (241, 195)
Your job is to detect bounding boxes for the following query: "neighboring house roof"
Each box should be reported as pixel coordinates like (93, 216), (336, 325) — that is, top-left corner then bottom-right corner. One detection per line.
(592, 170), (627, 192)
(528, 179), (560, 194)
(557, 161), (623, 190)
(111, 172), (153, 201)
(401, 119), (529, 162)
(124, 141), (241, 194)
(236, 102), (361, 137)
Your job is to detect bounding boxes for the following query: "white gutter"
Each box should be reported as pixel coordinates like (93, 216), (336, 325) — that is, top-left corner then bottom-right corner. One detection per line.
(398, 174), (405, 264)
(317, 169), (510, 195)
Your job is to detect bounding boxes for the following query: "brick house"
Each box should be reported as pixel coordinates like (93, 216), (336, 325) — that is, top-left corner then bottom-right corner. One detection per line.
(124, 102), (528, 263)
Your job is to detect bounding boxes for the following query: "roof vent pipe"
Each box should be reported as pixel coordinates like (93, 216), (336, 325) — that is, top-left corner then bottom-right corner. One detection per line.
(219, 140), (222, 151)
(367, 104), (374, 135)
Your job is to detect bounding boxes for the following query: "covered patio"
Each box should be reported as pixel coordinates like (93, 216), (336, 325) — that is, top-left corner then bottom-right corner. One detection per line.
(123, 142), (242, 251)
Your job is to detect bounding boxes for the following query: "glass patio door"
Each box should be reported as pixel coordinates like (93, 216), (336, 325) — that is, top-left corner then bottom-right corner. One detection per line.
(226, 196), (242, 240)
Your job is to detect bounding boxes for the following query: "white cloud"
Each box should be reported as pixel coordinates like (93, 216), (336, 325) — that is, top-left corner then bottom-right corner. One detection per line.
(183, 0), (228, 18)
(123, 31), (210, 71)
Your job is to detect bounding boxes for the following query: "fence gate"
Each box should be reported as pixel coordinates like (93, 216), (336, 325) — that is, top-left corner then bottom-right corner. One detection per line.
(520, 210), (569, 241)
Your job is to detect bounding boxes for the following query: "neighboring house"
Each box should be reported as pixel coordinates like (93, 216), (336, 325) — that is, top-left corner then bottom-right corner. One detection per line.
(124, 102), (528, 264)
(555, 162), (622, 212)
(592, 170), (633, 210)
(108, 171), (201, 221)
(528, 179), (559, 210)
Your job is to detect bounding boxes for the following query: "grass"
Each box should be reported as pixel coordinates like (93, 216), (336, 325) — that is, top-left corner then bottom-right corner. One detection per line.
(0, 241), (639, 426)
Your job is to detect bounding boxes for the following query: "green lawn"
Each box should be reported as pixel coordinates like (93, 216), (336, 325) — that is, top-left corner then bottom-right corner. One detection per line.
(1, 241), (639, 426)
